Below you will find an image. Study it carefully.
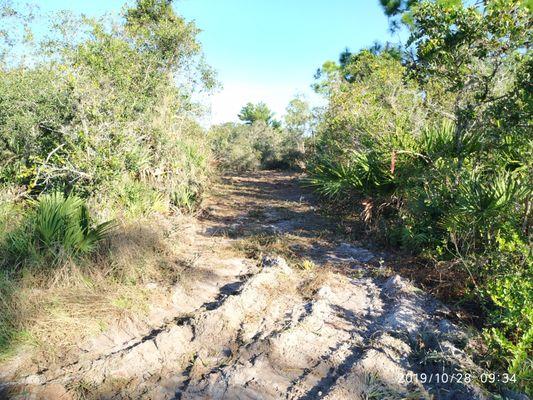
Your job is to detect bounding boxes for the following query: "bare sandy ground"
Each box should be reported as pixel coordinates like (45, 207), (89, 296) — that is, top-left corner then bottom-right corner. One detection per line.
(1, 172), (502, 400)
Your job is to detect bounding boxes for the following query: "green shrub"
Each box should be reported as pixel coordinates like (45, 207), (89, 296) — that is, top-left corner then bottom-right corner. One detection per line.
(484, 269), (533, 393)
(0, 0), (216, 364)
(307, 148), (394, 199)
(308, 1), (531, 388)
(5, 192), (114, 266)
(208, 120), (304, 172)
(0, 0), (215, 208)
(112, 179), (168, 218)
(480, 236), (533, 393)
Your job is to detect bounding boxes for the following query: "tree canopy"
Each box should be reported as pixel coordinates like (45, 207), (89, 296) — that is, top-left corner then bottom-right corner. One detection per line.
(238, 102), (281, 128)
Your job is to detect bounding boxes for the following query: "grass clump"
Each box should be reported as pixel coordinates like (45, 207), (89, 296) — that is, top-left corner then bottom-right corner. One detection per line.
(0, 214), (187, 362)
(233, 232), (298, 262)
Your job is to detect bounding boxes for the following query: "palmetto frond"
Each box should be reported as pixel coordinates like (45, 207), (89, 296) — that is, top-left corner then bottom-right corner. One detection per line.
(30, 192), (115, 260)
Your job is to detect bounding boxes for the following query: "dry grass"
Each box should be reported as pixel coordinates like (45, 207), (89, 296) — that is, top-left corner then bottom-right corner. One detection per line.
(0, 214), (190, 364)
(232, 232), (321, 268)
(233, 232), (298, 260)
(298, 268), (335, 300)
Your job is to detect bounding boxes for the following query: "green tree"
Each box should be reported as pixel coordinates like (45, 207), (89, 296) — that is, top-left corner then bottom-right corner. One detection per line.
(124, 0), (214, 80)
(238, 102), (281, 128)
(307, 0), (532, 389)
(379, 0), (461, 31)
(408, 0), (531, 175)
(284, 97), (313, 153)
(285, 97), (312, 136)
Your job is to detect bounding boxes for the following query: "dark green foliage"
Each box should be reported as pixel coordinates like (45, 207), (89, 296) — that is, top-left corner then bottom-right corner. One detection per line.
(307, 150), (394, 198)
(238, 102), (281, 128)
(309, 0), (532, 391)
(5, 192), (114, 266)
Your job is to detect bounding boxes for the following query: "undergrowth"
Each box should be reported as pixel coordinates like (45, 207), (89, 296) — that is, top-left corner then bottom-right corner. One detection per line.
(307, 2), (532, 394)
(0, 0), (215, 361)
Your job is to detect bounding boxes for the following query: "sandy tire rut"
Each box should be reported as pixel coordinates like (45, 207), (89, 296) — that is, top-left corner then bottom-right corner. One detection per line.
(1, 172), (497, 400)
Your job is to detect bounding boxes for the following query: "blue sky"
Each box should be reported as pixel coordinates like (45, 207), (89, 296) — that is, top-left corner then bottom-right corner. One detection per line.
(35, 0), (397, 124)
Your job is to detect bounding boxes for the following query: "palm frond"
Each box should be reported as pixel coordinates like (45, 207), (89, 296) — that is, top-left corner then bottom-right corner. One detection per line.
(11, 192), (115, 264)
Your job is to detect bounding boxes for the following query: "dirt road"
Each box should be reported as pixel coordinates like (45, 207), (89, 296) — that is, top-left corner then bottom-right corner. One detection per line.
(2, 172), (492, 399)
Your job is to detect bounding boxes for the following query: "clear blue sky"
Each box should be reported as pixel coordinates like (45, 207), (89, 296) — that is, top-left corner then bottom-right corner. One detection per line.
(35, 0), (397, 124)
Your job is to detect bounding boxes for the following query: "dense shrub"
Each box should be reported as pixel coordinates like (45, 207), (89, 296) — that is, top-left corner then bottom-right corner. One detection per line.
(208, 120), (304, 171)
(0, 0), (215, 359)
(308, 0), (532, 392)
(0, 0), (214, 209)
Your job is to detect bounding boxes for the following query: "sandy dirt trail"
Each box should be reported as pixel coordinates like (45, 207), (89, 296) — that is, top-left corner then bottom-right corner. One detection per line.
(1, 172), (493, 400)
